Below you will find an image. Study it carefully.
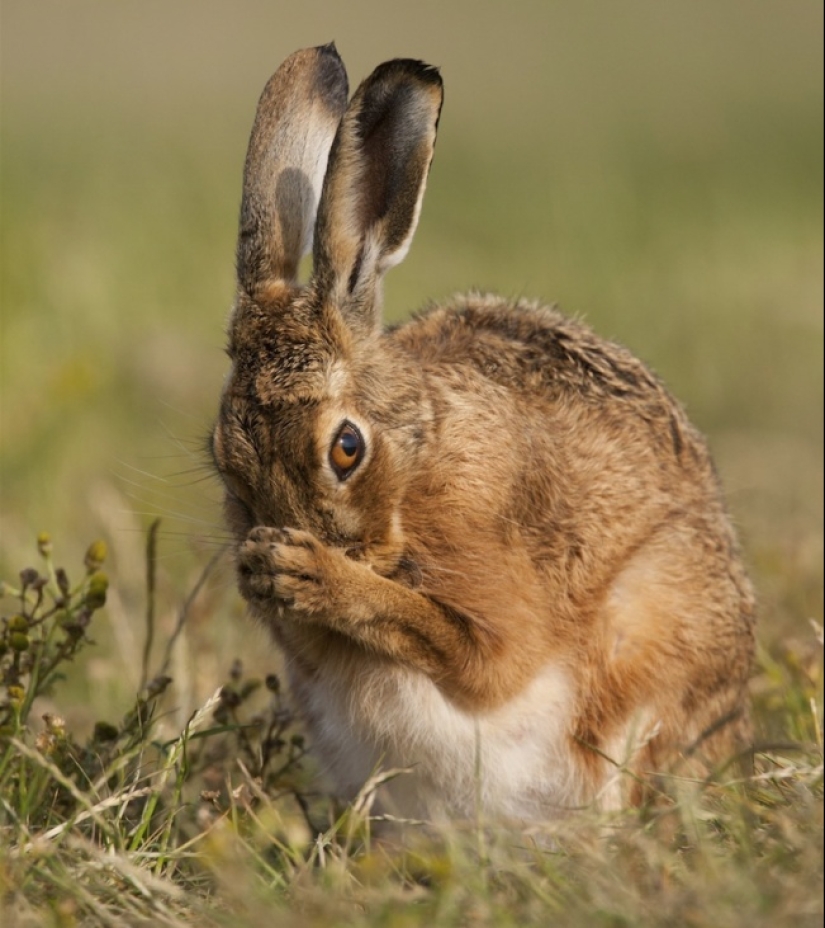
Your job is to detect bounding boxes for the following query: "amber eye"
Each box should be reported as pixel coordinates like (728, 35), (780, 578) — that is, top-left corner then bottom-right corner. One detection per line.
(329, 421), (365, 480)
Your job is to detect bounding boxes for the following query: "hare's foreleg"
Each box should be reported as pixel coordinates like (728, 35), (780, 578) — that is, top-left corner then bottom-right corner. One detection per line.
(237, 525), (508, 704)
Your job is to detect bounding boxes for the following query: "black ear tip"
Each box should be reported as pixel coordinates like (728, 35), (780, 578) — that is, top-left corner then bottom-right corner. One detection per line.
(373, 58), (442, 89)
(314, 42), (349, 104)
(411, 60), (443, 88)
(318, 40), (342, 60)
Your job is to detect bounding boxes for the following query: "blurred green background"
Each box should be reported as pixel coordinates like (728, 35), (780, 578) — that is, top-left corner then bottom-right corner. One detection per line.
(1, 2), (822, 722)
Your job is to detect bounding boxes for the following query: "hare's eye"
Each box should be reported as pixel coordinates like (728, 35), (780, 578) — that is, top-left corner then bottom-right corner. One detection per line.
(329, 421), (365, 481)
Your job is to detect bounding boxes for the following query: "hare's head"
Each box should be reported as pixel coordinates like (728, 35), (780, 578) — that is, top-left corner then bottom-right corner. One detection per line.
(212, 45), (443, 572)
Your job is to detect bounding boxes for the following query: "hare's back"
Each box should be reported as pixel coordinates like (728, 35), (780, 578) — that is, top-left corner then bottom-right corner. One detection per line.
(395, 294), (701, 443)
(391, 291), (726, 520)
(397, 294), (668, 402)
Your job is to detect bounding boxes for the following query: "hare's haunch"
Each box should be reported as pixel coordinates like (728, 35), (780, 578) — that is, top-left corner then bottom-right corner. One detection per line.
(211, 44), (755, 820)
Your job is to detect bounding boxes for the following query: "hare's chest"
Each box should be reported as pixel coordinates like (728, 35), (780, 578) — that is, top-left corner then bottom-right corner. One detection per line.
(298, 661), (581, 821)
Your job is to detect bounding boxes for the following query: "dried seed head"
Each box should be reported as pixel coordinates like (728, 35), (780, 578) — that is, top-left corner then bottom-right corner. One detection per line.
(92, 721), (119, 743)
(220, 686), (241, 709)
(19, 568), (39, 590)
(145, 675), (172, 699)
(55, 568), (71, 599)
(61, 607), (91, 637)
(42, 713), (67, 738)
(36, 730), (57, 755)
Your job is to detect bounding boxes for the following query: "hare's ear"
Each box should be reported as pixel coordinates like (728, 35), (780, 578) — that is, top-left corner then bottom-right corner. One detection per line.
(237, 44), (348, 296)
(312, 59), (443, 332)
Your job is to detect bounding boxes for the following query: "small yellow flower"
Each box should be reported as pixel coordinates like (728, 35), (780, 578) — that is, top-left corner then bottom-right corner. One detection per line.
(84, 540), (108, 573)
(7, 685), (26, 705)
(37, 532), (53, 557)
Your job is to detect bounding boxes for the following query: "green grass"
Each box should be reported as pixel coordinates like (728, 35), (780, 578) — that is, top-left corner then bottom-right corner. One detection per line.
(0, 1), (822, 924)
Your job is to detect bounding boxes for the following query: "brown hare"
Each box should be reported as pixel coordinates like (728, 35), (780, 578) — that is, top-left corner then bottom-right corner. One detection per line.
(211, 44), (755, 821)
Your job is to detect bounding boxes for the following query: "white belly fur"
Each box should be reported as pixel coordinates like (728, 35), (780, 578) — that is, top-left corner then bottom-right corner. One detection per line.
(294, 660), (582, 822)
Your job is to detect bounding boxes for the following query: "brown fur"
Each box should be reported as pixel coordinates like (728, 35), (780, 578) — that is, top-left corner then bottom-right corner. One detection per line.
(211, 45), (755, 817)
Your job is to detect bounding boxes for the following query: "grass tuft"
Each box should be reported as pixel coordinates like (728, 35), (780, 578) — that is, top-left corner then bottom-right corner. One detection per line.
(0, 533), (821, 927)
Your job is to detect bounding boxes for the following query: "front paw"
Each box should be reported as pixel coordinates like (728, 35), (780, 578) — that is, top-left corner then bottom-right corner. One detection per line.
(237, 526), (338, 617)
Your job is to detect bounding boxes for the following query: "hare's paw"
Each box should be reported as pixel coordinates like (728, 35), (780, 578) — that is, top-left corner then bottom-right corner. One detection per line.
(236, 525), (282, 604)
(237, 526), (344, 617)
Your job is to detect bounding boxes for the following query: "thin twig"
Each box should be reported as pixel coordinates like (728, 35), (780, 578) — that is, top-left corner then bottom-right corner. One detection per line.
(140, 519), (161, 692)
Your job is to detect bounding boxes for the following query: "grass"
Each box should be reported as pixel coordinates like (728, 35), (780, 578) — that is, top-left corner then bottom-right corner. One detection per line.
(0, 1), (822, 924)
(0, 533), (822, 927)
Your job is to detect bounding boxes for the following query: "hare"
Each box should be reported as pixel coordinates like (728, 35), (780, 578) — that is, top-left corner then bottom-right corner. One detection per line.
(211, 44), (755, 821)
